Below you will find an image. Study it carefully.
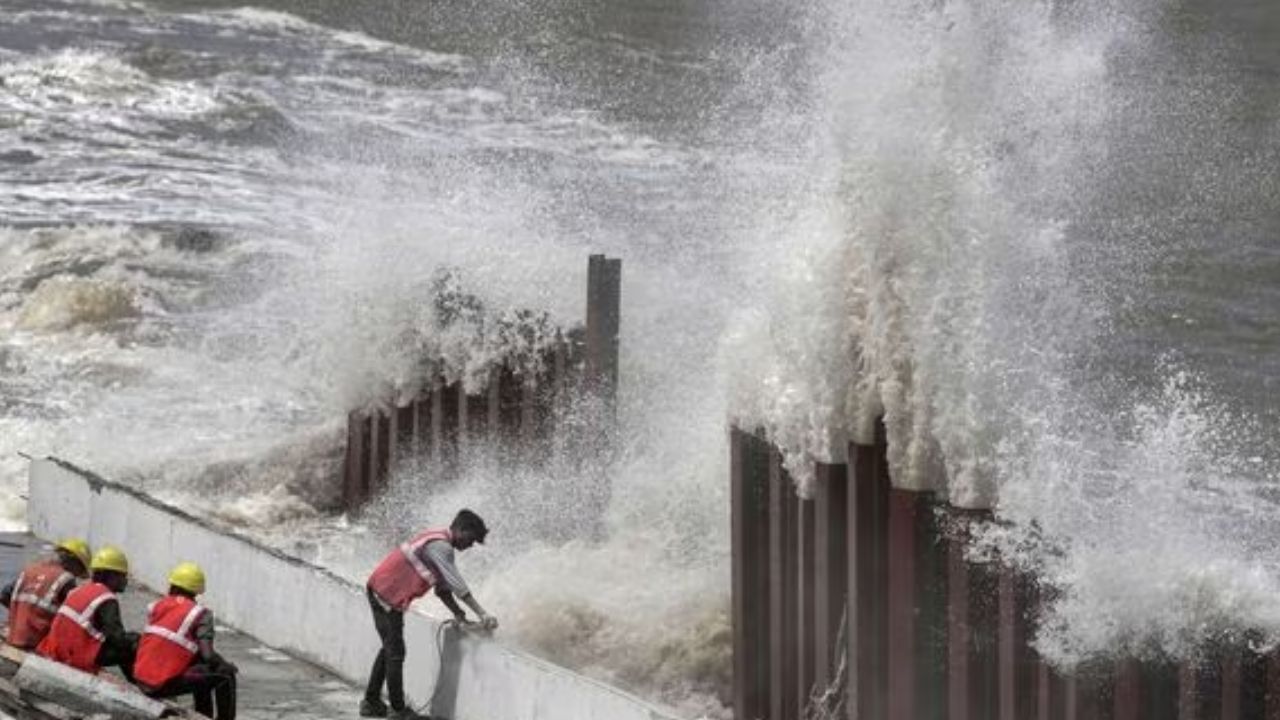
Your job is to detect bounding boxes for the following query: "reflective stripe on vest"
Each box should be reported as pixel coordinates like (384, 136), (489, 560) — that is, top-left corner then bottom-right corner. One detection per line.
(7, 561), (76, 649)
(142, 603), (204, 655)
(399, 539), (437, 585)
(12, 566), (73, 613)
(54, 590), (115, 642)
(135, 596), (207, 689)
(36, 582), (116, 672)
(367, 528), (452, 611)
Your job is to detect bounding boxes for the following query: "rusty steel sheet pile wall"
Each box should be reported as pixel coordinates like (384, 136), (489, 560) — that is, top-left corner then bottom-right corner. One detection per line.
(729, 425), (1280, 720)
(343, 254), (621, 508)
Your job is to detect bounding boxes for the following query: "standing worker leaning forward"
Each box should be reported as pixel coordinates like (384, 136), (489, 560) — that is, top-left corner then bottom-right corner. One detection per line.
(134, 562), (238, 720)
(37, 546), (137, 679)
(1, 537), (90, 650)
(361, 509), (497, 720)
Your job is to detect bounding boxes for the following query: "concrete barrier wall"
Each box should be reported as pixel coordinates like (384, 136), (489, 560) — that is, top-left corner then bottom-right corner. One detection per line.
(28, 457), (678, 720)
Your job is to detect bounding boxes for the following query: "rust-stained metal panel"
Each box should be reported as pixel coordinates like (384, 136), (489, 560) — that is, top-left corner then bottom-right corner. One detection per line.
(849, 434), (889, 720)
(393, 403), (413, 471)
(520, 374), (536, 442)
(1115, 660), (1141, 720)
(1269, 650), (1280, 720)
(770, 447), (799, 720)
(1072, 668), (1110, 720)
(1180, 661), (1199, 720)
(892, 488), (947, 720)
(730, 429), (771, 720)
(496, 367), (523, 440)
(947, 512), (999, 720)
(1040, 661), (1068, 720)
(1000, 566), (1039, 720)
(798, 496), (816, 718)
(486, 367), (502, 441)
(440, 381), (460, 465)
(344, 410), (369, 508)
(1222, 653), (1242, 720)
(373, 408), (390, 493)
(429, 376), (444, 461)
(584, 254), (621, 404)
(813, 462), (848, 695)
(465, 387), (487, 444)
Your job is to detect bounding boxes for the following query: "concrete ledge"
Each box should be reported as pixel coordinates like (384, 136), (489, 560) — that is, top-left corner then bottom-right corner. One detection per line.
(14, 653), (170, 720)
(28, 458), (680, 720)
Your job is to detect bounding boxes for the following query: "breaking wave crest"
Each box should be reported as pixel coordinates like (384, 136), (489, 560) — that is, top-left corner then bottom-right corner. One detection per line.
(727, 0), (1280, 667)
(0, 49), (226, 120)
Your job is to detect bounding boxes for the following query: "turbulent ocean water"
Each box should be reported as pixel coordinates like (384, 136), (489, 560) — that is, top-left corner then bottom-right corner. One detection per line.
(2, 0), (1279, 715)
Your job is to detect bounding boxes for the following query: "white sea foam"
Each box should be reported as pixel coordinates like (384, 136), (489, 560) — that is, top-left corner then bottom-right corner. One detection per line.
(0, 49), (224, 119)
(209, 7), (467, 70)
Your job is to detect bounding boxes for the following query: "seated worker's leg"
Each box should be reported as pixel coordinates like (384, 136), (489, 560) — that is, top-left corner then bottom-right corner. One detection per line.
(94, 633), (138, 681)
(150, 663), (237, 720)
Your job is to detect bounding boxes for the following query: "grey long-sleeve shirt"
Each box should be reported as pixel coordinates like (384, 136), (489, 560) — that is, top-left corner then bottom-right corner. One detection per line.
(421, 539), (469, 596)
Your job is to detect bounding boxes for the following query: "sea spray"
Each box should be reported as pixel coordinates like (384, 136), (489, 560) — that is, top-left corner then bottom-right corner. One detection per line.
(729, 0), (1280, 668)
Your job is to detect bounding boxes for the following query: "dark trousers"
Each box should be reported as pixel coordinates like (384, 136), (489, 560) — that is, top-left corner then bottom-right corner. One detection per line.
(149, 663), (237, 720)
(365, 586), (407, 710)
(96, 633), (137, 681)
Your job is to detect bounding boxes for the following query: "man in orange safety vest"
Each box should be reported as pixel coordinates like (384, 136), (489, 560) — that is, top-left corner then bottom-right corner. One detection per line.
(134, 562), (237, 720)
(1, 538), (90, 649)
(37, 546), (137, 678)
(361, 509), (495, 720)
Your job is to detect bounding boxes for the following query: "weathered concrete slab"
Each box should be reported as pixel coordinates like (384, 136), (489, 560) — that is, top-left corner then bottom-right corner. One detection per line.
(14, 653), (168, 719)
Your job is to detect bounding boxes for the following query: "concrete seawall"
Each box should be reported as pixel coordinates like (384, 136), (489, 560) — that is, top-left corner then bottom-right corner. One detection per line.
(28, 457), (679, 720)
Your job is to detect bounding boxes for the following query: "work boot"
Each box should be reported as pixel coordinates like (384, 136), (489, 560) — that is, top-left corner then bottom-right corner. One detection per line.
(388, 709), (430, 720)
(359, 698), (389, 717)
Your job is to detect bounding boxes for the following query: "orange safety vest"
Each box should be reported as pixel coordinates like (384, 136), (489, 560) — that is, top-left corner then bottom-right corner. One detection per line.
(134, 595), (206, 690)
(6, 559), (76, 649)
(366, 528), (452, 611)
(36, 582), (115, 672)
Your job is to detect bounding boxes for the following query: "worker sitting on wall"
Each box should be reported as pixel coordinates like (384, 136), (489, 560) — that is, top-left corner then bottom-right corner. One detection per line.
(134, 562), (238, 720)
(1, 537), (91, 650)
(37, 546), (138, 679)
(361, 509), (497, 720)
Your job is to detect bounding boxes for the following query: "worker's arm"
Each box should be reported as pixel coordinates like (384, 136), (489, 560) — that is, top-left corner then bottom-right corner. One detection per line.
(53, 579), (74, 607)
(458, 592), (497, 630)
(194, 609), (237, 674)
(423, 541), (497, 629)
(92, 598), (132, 651)
(435, 589), (467, 622)
(0, 579), (14, 609)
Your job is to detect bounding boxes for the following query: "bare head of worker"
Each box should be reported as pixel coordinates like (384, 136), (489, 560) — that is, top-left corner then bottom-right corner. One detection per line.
(450, 509), (488, 550)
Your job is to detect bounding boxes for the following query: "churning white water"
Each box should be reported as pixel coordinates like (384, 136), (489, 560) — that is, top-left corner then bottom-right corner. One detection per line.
(728, 0), (1280, 669)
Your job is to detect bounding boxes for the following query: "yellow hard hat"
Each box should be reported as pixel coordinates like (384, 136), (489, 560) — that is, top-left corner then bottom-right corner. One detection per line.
(168, 562), (205, 595)
(55, 538), (92, 570)
(90, 546), (129, 574)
